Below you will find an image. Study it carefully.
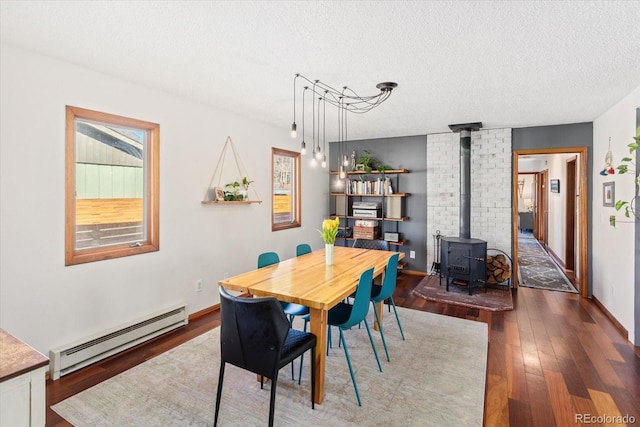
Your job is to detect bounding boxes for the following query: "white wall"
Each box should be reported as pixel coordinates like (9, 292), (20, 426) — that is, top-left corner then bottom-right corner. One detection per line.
(546, 153), (578, 264)
(0, 44), (328, 355)
(592, 84), (640, 345)
(517, 174), (535, 212)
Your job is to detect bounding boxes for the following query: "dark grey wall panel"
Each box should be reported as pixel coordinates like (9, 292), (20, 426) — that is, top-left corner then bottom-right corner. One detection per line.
(329, 135), (427, 272)
(512, 122), (593, 150)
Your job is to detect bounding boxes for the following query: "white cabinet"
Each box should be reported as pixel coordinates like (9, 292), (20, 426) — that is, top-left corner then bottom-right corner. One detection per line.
(0, 330), (48, 427)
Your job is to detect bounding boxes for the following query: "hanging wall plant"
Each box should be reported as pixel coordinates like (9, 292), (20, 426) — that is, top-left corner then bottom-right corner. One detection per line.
(614, 133), (640, 221)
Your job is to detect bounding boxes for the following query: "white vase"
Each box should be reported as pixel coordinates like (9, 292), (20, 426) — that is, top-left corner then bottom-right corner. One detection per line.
(325, 244), (334, 265)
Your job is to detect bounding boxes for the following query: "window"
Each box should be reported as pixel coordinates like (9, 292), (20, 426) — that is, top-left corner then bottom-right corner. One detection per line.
(65, 106), (159, 265)
(272, 148), (301, 231)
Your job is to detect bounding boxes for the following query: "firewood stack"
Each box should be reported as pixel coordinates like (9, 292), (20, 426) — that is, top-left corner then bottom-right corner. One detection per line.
(486, 254), (511, 284)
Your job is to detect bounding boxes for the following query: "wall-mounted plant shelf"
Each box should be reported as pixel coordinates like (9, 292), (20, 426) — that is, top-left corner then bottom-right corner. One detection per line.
(202, 136), (261, 204)
(201, 200), (262, 205)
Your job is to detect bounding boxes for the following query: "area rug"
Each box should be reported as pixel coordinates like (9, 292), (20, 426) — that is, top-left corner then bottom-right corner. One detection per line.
(412, 274), (513, 311)
(52, 307), (487, 426)
(518, 235), (578, 293)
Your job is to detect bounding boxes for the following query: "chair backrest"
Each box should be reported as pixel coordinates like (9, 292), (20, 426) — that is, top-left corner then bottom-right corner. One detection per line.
(218, 286), (290, 378)
(352, 239), (389, 251)
(258, 251), (280, 268)
(341, 267), (375, 329)
(373, 253), (400, 302)
(296, 244), (312, 256)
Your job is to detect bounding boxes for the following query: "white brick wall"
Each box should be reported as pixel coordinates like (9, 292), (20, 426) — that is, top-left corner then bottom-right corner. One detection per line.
(426, 129), (512, 271)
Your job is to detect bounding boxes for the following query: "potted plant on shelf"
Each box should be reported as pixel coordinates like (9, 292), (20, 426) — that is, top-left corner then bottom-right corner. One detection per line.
(224, 177), (254, 201)
(357, 150), (374, 173)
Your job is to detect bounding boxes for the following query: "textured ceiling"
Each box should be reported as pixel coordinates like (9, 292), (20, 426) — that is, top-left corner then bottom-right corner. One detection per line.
(2, 1), (639, 141)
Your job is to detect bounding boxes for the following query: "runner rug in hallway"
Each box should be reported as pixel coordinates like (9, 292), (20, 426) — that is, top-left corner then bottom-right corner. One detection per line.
(518, 234), (578, 293)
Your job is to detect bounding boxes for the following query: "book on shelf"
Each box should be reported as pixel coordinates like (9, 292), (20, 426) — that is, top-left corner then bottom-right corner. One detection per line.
(346, 177), (393, 195)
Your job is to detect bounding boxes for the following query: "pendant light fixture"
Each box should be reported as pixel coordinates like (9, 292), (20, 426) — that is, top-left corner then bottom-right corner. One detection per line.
(291, 74), (397, 168)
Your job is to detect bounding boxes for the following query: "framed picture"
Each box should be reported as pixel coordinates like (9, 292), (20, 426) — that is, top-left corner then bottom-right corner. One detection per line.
(355, 164), (365, 171)
(214, 187), (225, 201)
(603, 182), (615, 207)
(550, 179), (560, 193)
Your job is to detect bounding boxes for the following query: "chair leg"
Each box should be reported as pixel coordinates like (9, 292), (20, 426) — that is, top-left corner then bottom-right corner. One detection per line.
(372, 302), (390, 362)
(338, 329), (362, 406)
(363, 319), (383, 373)
(298, 318), (309, 385)
(288, 315), (295, 380)
(214, 362), (225, 427)
(389, 296), (405, 340)
(268, 372), (279, 427)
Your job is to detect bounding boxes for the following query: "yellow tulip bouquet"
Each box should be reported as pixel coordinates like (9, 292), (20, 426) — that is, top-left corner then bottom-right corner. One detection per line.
(317, 217), (340, 244)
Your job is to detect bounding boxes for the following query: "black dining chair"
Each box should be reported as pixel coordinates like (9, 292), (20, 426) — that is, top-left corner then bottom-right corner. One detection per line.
(352, 239), (390, 251)
(258, 251), (310, 381)
(215, 286), (317, 427)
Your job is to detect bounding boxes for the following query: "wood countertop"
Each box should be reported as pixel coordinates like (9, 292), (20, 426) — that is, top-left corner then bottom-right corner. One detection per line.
(0, 328), (49, 382)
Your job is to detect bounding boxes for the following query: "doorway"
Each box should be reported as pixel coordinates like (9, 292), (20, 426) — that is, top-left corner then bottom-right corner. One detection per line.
(565, 157), (577, 272)
(512, 147), (588, 298)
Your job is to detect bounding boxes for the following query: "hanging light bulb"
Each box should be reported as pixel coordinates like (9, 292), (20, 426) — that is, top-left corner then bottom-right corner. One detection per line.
(343, 154), (349, 167)
(339, 164), (346, 179)
(291, 74), (299, 138)
(300, 87), (308, 155)
(320, 93), (327, 168)
(315, 96), (322, 160)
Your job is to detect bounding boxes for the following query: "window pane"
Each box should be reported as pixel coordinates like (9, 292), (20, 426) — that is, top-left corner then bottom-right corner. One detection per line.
(272, 148), (300, 231)
(66, 106), (159, 265)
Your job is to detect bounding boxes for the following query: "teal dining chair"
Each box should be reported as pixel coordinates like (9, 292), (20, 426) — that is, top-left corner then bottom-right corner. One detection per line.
(370, 253), (405, 362)
(257, 251), (310, 381)
(327, 266), (382, 406)
(296, 243), (312, 256)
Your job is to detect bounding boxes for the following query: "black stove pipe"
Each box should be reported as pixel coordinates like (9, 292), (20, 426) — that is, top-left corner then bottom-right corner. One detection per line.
(448, 122), (482, 240)
(459, 130), (471, 239)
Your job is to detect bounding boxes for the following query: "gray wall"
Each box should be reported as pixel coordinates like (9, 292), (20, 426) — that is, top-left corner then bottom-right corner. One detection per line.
(512, 122), (594, 295)
(329, 135), (428, 272)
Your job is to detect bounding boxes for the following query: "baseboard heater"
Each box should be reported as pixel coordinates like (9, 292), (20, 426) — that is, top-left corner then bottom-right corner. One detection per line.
(50, 303), (188, 380)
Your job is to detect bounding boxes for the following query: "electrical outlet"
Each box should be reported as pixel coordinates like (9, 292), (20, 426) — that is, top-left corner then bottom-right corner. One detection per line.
(195, 279), (203, 292)
(409, 250), (415, 259)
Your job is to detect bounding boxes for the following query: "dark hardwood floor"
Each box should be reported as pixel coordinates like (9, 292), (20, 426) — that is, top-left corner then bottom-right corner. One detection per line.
(46, 274), (640, 427)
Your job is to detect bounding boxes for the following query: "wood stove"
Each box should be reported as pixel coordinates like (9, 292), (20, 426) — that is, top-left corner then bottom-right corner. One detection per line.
(440, 237), (487, 295)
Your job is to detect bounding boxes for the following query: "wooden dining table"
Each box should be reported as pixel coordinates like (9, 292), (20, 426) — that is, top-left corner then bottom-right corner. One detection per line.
(217, 246), (403, 404)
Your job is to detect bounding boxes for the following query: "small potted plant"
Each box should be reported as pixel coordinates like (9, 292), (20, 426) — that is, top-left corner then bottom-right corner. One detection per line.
(224, 177), (254, 201)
